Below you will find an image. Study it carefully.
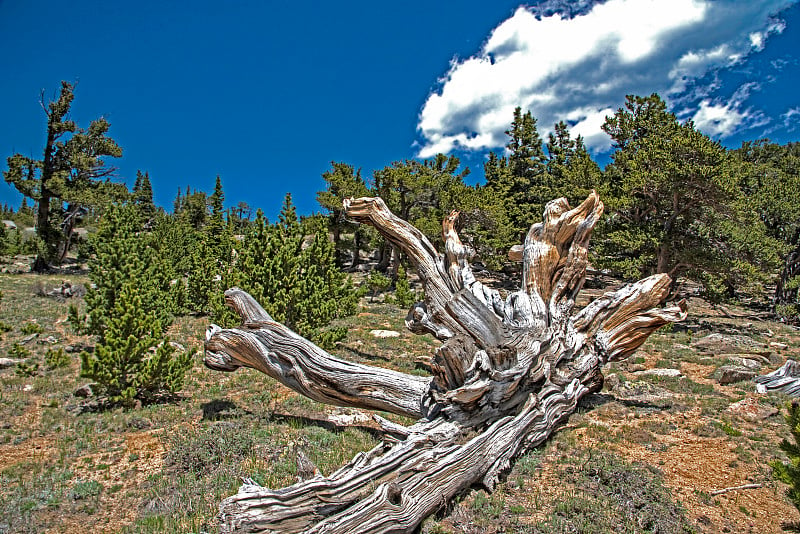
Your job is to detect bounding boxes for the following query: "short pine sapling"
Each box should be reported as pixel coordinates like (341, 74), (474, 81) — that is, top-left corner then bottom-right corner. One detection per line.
(772, 401), (800, 531)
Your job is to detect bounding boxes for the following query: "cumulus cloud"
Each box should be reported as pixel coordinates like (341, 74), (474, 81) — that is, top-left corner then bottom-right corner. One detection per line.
(417, 0), (795, 157)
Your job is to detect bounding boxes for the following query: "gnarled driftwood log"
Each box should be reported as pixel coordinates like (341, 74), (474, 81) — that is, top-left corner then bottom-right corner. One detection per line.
(204, 192), (687, 533)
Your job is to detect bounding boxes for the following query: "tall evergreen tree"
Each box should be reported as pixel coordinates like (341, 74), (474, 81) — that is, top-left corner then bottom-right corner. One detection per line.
(734, 140), (800, 319)
(485, 107), (553, 243)
(318, 162), (371, 269)
(3, 81), (123, 270)
(132, 170), (156, 221)
(596, 93), (768, 299)
(187, 177), (233, 314)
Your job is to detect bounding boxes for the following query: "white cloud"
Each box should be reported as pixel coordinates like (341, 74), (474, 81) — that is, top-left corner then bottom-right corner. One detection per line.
(417, 0), (795, 157)
(783, 107), (800, 131)
(691, 101), (744, 136)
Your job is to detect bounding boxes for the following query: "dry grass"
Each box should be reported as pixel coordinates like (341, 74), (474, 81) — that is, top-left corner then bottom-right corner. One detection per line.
(2, 271), (800, 533)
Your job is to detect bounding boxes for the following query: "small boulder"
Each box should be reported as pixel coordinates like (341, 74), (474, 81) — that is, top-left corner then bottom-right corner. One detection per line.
(725, 398), (778, 422)
(637, 368), (682, 378)
(369, 329), (400, 338)
(716, 366), (757, 385)
(0, 357), (22, 369)
(21, 333), (38, 344)
(692, 333), (770, 355)
(770, 342), (789, 351)
(604, 373), (621, 391)
(74, 383), (95, 398)
(726, 357), (762, 370)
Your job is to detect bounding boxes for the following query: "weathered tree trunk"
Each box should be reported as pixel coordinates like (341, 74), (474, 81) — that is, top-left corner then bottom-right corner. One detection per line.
(204, 192), (686, 533)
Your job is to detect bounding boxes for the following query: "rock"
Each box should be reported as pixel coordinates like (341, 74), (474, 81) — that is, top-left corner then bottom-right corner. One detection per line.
(128, 417), (152, 430)
(726, 357), (762, 370)
(628, 364), (646, 372)
(21, 333), (38, 344)
(673, 343), (692, 351)
(613, 380), (675, 407)
(770, 342), (789, 351)
(637, 368), (682, 378)
(604, 373), (621, 391)
(369, 329), (400, 338)
(725, 398), (778, 422)
(42, 335), (58, 345)
(0, 357), (22, 369)
(22, 384), (33, 392)
(169, 341), (186, 352)
(74, 383), (95, 398)
(692, 333), (770, 355)
(724, 352), (770, 365)
(716, 366), (757, 385)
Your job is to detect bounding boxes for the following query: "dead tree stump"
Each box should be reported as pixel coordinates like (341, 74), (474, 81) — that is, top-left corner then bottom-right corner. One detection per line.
(203, 192), (686, 533)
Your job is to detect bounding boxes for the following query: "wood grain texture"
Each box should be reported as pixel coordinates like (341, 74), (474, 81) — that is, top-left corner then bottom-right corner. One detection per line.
(204, 191), (686, 533)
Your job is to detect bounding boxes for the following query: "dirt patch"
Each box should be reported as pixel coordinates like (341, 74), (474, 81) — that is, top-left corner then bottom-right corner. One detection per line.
(41, 430), (166, 534)
(0, 435), (55, 471)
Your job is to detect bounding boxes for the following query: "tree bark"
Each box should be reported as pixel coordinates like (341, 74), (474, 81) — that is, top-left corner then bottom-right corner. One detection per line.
(204, 192), (686, 533)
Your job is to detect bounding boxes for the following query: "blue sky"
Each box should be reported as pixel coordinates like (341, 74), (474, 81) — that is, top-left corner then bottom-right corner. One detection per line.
(1, 0), (798, 219)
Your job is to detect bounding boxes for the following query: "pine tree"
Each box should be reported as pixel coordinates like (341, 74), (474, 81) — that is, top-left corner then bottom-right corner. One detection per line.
(772, 401), (800, 531)
(214, 194), (357, 348)
(187, 177), (233, 314)
(391, 264), (418, 308)
(317, 162), (371, 268)
(596, 94), (739, 288)
(76, 203), (192, 406)
(3, 81), (123, 270)
(132, 170), (156, 221)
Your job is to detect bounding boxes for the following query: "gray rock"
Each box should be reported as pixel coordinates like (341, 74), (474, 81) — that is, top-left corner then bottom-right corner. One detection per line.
(770, 342), (789, 351)
(0, 357), (22, 369)
(21, 333), (38, 344)
(614, 380), (675, 407)
(74, 383), (95, 398)
(692, 333), (770, 355)
(726, 357), (762, 370)
(604, 373), (621, 391)
(637, 368), (682, 378)
(369, 329), (400, 338)
(128, 417), (152, 430)
(725, 398), (778, 422)
(716, 366), (757, 385)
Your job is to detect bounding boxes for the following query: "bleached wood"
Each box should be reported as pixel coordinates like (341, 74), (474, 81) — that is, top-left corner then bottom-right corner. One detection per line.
(204, 191), (685, 533)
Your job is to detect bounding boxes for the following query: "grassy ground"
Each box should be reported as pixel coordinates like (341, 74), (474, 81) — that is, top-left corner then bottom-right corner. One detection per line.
(1, 271), (799, 533)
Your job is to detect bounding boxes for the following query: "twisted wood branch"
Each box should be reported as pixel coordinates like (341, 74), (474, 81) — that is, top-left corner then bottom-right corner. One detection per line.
(203, 192), (686, 533)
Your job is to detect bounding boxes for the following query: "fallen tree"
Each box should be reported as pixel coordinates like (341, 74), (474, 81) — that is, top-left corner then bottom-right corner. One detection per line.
(203, 192), (686, 533)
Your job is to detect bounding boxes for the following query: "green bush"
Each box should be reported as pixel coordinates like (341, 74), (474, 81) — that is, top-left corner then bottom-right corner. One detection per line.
(15, 360), (39, 377)
(366, 271), (391, 302)
(8, 343), (30, 359)
(771, 401), (800, 530)
(391, 264), (418, 308)
(211, 195), (358, 349)
(44, 348), (70, 370)
(77, 204), (193, 407)
(20, 322), (44, 335)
